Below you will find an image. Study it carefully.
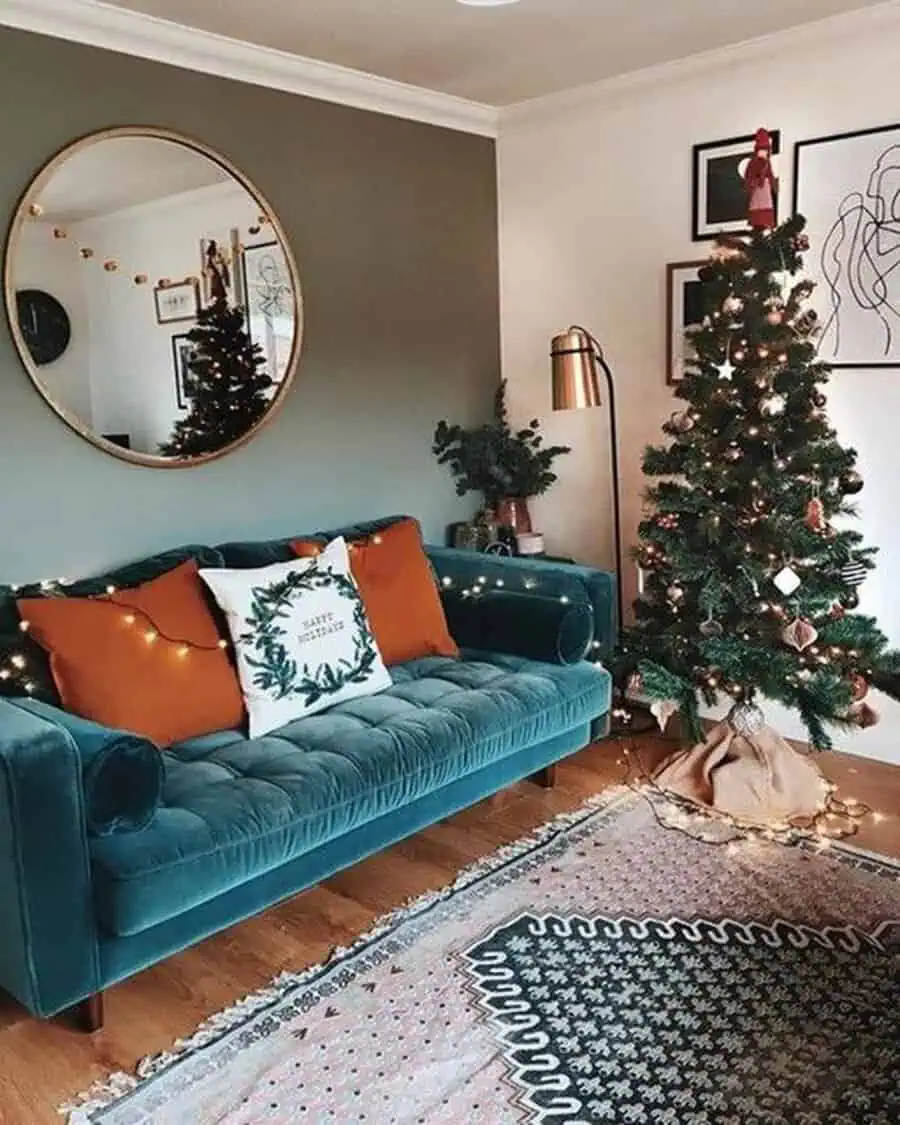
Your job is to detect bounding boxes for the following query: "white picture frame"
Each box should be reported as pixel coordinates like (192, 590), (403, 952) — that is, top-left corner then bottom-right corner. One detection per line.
(794, 124), (900, 369)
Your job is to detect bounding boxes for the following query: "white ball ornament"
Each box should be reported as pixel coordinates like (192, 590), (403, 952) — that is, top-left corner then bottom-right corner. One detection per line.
(760, 394), (786, 417)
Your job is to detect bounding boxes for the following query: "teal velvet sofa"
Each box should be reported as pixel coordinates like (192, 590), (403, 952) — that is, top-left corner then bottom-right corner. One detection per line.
(0, 516), (614, 1030)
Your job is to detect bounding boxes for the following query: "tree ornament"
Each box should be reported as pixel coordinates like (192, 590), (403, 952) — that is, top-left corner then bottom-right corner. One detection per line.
(699, 614), (724, 639)
(650, 698), (680, 732)
(28, 202), (45, 218)
(850, 674), (869, 703)
(669, 410), (694, 434)
(773, 566), (801, 595)
(743, 128), (778, 230)
(850, 701), (880, 729)
(656, 513), (679, 530)
(839, 470), (864, 495)
(840, 590), (860, 610)
(811, 391), (827, 408)
(103, 259), (119, 272)
(52, 227), (68, 240)
(794, 309), (818, 334)
(716, 357), (736, 381)
(79, 247), (94, 260)
(724, 447), (742, 463)
(841, 560), (867, 587)
(830, 601), (846, 620)
(782, 617), (818, 652)
(804, 496), (827, 533)
(133, 274), (148, 286)
(760, 394), (786, 417)
(793, 232), (810, 251)
(626, 672), (644, 696)
(722, 295), (744, 316)
(732, 348), (746, 362)
(766, 308), (784, 326)
(757, 345), (770, 359)
(666, 583), (685, 604)
(729, 700), (765, 736)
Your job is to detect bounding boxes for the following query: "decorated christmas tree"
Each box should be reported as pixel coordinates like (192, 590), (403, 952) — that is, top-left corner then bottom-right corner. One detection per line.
(617, 212), (900, 825)
(159, 298), (272, 457)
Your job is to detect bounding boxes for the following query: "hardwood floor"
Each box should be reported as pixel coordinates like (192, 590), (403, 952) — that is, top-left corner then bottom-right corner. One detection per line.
(1, 735), (899, 1125)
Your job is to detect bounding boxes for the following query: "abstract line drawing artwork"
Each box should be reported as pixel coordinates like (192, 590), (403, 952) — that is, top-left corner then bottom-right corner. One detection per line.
(794, 124), (900, 368)
(241, 241), (297, 384)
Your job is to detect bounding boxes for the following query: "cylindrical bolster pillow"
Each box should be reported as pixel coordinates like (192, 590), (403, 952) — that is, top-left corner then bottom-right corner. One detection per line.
(12, 699), (163, 837)
(442, 591), (594, 665)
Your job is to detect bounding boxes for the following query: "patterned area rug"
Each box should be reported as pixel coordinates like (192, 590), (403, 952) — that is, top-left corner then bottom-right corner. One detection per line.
(67, 791), (900, 1125)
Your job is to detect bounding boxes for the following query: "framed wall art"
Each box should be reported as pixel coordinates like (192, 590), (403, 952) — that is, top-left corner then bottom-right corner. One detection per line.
(241, 240), (297, 384)
(154, 278), (200, 325)
(666, 260), (711, 385)
(794, 123), (900, 368)
(171, 332), (198, 409)
(692, 130), (781, 240)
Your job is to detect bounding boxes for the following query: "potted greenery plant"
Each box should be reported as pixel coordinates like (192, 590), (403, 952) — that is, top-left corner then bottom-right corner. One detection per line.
(432, 381), (570, 533)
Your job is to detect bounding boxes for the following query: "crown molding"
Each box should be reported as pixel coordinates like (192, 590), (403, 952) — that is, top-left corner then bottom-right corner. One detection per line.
(500, 0), (900, 129)
(0, 0), (499, 138)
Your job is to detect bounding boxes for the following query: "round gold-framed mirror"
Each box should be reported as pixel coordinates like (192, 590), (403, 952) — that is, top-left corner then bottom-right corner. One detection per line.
(4, 126), (303, 468)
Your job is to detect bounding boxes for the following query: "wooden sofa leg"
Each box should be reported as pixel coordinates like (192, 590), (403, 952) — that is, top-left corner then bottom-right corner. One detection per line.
(66, 992), (105, 1033)
(530, 764), (558, 789)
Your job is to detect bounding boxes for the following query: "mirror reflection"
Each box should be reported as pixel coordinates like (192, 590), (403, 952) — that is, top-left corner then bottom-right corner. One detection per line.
(6, 128), (302, 465)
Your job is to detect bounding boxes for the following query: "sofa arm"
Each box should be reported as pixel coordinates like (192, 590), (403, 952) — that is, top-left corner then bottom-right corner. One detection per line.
(427, 547), (617, 660)
(0, 698), (101, 1017)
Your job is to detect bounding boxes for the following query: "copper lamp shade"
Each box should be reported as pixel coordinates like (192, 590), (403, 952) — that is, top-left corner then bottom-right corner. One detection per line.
(551, 327), (602, 411)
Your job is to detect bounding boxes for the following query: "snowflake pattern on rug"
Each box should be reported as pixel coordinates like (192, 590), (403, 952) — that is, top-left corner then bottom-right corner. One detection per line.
(464, 913), (900, 1125)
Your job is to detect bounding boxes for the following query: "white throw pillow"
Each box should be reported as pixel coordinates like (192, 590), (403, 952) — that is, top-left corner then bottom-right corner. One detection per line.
(200, 537), (392, 737)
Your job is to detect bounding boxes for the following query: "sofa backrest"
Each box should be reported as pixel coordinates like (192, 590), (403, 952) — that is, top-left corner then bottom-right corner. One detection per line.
(215, 514), (414, 568)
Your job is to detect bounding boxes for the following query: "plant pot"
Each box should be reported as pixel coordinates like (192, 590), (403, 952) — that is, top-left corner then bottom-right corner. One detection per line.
(495, 497), (533, 534)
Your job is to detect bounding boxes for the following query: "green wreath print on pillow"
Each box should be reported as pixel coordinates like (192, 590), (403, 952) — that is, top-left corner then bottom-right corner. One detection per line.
(200, 538), (392, 737)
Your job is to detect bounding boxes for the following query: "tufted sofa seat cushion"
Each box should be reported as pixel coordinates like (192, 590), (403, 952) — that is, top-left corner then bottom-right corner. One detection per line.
(89, 653), (610, 936)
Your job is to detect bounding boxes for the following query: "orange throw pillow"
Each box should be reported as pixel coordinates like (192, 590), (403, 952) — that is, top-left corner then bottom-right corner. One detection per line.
(292, 520), (458, 665)
(17, 560), (244, 746)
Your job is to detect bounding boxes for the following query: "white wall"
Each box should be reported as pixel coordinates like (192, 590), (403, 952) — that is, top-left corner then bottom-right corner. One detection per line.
(498, 8), (900, 764)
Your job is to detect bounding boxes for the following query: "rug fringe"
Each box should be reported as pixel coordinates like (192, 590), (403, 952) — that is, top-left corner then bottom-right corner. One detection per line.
(61, 786), (634, 1122)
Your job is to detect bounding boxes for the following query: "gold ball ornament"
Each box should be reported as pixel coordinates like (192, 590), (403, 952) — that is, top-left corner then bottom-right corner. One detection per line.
(722, 295), (744, 315)
(79, 247), (95, 260)
(133, 274), (148, 286)
(103, 259), (119, 273)
(52, 227), (68, 240)
(28, 202), (45, 218)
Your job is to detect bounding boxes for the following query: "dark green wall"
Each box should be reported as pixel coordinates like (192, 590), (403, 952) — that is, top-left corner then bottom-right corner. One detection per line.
(0, 27), (499, 583)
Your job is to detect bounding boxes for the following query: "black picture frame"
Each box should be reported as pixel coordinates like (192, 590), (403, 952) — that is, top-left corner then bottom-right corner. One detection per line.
(171, 333), (198, 409)
(666, 260), (710, 385)
(793, 123), (900, 369)
(692, 130), (781, 241)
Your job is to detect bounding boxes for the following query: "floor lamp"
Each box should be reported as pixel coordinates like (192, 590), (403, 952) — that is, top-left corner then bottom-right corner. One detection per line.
(550, 326), (625, 638)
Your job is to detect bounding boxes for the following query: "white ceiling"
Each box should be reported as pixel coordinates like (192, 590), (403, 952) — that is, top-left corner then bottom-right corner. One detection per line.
(106, 0), (886, 105)
(37, 137), (230, 222)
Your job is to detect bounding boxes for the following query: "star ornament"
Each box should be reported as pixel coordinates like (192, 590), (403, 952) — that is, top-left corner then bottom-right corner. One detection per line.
(716, 357), (736, 381)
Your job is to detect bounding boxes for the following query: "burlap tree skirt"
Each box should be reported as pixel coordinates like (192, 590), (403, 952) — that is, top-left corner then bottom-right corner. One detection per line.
(653, 702), (831, 830)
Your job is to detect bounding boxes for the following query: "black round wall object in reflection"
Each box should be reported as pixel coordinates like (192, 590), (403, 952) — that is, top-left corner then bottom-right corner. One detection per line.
(16, 289), (71, 366)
